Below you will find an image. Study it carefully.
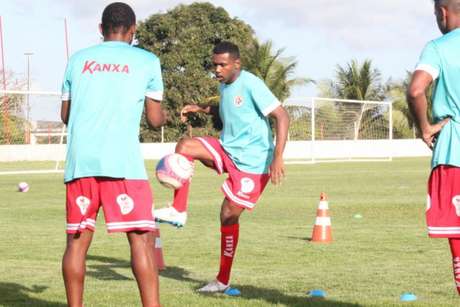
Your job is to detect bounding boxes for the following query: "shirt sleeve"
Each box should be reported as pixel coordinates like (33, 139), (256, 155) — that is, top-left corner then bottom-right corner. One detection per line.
(61, 61), (72, 101)
(415, 41), (441, 80)
(250, 77), (280, 116)
(145, 56), (164, 101)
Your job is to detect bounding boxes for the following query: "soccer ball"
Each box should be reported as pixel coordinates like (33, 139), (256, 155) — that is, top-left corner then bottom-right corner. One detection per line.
(155, 153), (193, 189)
(18, 182), (29, 192)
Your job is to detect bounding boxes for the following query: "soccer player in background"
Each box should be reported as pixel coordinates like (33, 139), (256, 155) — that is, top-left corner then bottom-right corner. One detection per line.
(154, 41), (290, 292)
(408, 0), (460, 295)
(60, 3), (166, 306)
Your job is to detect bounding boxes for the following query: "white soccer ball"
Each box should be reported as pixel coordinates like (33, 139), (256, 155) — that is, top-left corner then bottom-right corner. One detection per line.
(18, 182), (29, 192)
(155, 153), (194, 189)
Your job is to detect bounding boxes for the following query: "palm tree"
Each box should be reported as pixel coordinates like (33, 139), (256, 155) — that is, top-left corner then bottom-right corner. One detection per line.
(321, 59), (384, 101)
(318, 59), (385, 140)
(244, 40), (313, 101)
(385, 72), (433, 138)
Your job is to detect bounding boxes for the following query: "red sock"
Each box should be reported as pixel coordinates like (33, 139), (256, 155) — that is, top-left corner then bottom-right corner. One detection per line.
(449, 238), (460, 295)
(216, 224), (239, 285)
(172, 154), (193, 213)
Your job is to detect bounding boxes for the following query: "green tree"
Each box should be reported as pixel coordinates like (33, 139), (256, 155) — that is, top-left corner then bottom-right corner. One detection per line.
(0, 70), (27, 144)
(320, 59), (384, 101)
(318, 59), (386, 140)
(244, 40), (312, 101)
(385, 72), (433, 139)
(136, 2), (257, 141)
(385, 73), (414, 138)
(0, 114), (26, 144)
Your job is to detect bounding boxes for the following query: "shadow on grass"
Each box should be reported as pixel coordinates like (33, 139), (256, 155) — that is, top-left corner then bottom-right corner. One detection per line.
(236, 284), (361, 307)
(72, 257), (362, 307)
(286, 235), (312, 242)
(160, 266), (196, 282)
(161, 266), (361, 307)
(86, 254), (132, 281)
(0, 282), (66, 307)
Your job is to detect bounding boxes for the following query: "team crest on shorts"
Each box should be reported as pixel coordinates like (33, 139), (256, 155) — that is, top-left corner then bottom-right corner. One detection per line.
(240, 177), (255, 194)
(452, 195), (460, 216)
(76, 196), (91, 215)
(234, 96), (243, 107)
(117, 194), (134, 215)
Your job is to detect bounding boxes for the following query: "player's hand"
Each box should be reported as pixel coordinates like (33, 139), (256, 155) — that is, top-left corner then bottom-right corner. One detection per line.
(422, 117), (450, 150)
(180, 105), (204, 123)
(269, 155), (285, 185)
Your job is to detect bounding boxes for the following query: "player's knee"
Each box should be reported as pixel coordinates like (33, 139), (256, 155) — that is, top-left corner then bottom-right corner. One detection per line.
(221, 215), (239, 226)
(175, 137), (194, 154)
(127, 231), (153, 247)
(221, 207), (241, 225)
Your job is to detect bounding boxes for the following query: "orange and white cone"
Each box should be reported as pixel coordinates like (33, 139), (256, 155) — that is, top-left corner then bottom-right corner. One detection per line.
(311, 192), (332, 243)
(153, 224), (165, 270)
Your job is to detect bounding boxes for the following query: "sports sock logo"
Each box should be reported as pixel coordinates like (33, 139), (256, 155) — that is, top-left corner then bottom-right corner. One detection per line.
(82, 60), (130, 74)
(223, 235), (234, 257)
(454, 257), (460, 279)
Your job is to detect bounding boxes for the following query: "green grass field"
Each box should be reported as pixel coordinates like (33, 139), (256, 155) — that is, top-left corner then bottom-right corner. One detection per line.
(1, 158), (459, 306)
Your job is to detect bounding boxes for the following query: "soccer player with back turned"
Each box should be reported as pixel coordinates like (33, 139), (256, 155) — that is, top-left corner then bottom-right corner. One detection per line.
(154, 41), (290, 292)
(408, 0), (460, 295)
(60, 3), (166, 306)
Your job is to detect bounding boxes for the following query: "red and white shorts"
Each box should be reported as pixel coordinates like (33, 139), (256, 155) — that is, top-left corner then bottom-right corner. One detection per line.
(195, 136), (270, 210)
(427, 165), (460, 238)
(65, 177), (155, 234)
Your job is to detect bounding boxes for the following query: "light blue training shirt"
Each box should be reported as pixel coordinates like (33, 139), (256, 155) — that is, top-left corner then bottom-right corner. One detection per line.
(416, 29), (460, 169)
(61, 41), (163, 182)
(219, 70), (280, 174)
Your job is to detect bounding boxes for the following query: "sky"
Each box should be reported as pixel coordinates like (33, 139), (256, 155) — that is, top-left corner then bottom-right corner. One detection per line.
(0, 0), (440, 100)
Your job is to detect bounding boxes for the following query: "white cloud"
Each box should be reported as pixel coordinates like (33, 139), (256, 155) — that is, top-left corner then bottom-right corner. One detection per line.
(0, 0), (443, 95)
(10, 0), (438, 51)
(215, 0), (439, 50)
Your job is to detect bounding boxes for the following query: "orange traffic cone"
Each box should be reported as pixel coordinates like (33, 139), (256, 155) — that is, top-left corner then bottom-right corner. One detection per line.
(153, 224), (165, 270)
(311, 192), (332, 243)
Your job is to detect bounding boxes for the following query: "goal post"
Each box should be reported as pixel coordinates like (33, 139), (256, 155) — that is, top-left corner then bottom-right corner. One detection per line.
(284, 97), (393, 163)
(0, 93), (394, 174)
(0, 90), (66, 174)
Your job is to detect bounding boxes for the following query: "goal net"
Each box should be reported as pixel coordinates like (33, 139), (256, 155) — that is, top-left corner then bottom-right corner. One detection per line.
(284, 97), (393, 163)
(0, 90), (66, 174)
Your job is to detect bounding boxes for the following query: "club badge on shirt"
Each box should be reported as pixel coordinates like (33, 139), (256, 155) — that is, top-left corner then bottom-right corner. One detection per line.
(234, 96), (243, 107)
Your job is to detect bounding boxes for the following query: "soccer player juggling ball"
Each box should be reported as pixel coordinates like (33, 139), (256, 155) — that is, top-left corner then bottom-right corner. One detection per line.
(61, 3), (166, 306)
(408, 0), (460, 295)
(155, 41), (290, 292)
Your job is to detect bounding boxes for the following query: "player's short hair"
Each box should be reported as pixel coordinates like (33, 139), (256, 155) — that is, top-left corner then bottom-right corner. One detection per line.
(213, 42), (240, 60)
(101, 2), (136, 35)
(434, 0), (460, 11)
(434, 0), (448, 6)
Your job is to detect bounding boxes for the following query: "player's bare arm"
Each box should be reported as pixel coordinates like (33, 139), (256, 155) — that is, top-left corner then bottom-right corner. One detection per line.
(268, 105), (290, 185)
(61, 100), (70, 125)
(407, 70), (450, 149)
(145, 97), (167, 128)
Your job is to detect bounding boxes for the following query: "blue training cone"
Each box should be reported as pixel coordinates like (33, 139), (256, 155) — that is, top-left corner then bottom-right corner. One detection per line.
(400, 292), (417, 302)
(307, 289), (326, 298)
(224, 287), (241, 296)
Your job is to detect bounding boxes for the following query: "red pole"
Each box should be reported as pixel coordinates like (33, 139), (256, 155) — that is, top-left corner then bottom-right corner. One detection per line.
(0, 16), (11, 144)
